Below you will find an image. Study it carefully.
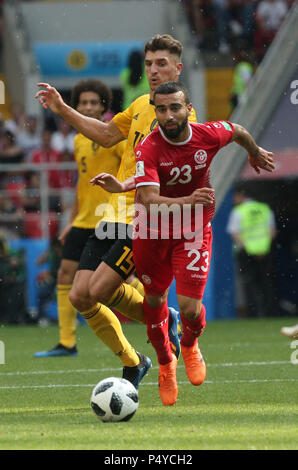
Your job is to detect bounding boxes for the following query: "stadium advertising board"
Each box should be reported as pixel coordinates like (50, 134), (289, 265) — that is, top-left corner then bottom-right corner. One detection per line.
(33, 41), (145, 77)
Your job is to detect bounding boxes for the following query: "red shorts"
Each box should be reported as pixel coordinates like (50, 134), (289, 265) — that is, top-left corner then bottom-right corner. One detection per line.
(133, 223), (212, 299)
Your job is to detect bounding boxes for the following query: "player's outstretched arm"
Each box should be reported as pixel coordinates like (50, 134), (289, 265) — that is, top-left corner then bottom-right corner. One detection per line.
(90, 174), (136, 193)
(35, 83), (124, 147)
(138, 185), (214, 209)
(232, 123), (275, 174)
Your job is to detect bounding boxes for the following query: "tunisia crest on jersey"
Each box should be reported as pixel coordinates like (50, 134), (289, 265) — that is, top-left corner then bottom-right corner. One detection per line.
(194, 149), (208, 169)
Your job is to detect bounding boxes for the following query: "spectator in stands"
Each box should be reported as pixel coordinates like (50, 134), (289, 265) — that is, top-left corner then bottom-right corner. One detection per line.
(0, 168), (26, 212)
(4, 103), (26, 136)
(56, 148), (76, 188)
(187, 0), (253, 54)
(17, 115), (41, 160)
(35, 237), (62, 326)
(254, 0), (288, 62)
(186, 0), (288, 59)
(31, 128), (62, 189)
(21, 172), (40, 213)
(189, 0), (224, 51)
(20, 171), (58, 239)
(51, 118), (75, 155)
(0, 230), (27, 324)
(219, 0), (258, 50)
(0, 193), (21, 218)
(120, 50), (150, 110)
(53, 148), (77, 216)
(0, 129), (24, 163)
(31, 129), (76, 214)
(0, 194), (24, 237)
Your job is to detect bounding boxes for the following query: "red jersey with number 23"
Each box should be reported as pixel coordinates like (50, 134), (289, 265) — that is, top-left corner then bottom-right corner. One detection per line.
(134, 120), (234, 234)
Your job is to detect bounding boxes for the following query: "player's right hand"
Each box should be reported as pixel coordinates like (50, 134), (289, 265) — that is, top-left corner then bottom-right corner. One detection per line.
(58, 222), (72, 245)
(248, 147), (275, 175)
(35, 83), (65, 114)
(189, 187), (215, 206)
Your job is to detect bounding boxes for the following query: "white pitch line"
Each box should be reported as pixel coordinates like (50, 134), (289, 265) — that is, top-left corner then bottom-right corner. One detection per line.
(0, 367), (123, 377)
(0, 378), (298, 391)
(0, 360), (293, 378)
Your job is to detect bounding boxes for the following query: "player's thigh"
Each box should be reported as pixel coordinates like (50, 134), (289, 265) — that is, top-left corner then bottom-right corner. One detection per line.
(70, 232), (114, 307)
(76, 231), (116, 273)
(173, 224), (213, 299)
(89, 237), (136, 302)
(88, 262), (126, 303)
(57, 258), (79, 285)
(62, 226), (94, 263)
(133, 237), (173, 295)
(59, 227), (94, 284)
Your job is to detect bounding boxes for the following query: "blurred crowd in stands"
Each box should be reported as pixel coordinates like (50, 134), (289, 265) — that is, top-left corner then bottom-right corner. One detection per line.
(0, 228), (27, 323)
(0, 107), (77, 324)
(0, 1), (295, 68)
(183, 0), (294, 62)
(0, 109), (77, 241)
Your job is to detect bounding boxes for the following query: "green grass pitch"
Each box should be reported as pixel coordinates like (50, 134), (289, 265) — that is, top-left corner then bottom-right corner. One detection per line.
(0, 317), (297, 450)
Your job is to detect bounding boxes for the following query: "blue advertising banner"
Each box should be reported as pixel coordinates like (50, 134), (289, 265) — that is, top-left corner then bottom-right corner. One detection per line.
(33, 41), (146, 77)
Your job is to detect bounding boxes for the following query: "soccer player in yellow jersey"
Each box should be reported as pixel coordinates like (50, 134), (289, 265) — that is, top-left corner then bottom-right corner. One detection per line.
(35, 35), (193, 382)
(34, 80), (152, 384)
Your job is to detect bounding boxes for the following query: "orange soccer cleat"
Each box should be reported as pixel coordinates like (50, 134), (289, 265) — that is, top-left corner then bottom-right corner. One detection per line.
(181, 343), (206, 386)
(158, 354), (178, 406)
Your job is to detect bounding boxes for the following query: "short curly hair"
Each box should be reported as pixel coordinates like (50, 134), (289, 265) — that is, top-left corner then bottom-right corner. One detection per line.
(71, 79), (112, 114)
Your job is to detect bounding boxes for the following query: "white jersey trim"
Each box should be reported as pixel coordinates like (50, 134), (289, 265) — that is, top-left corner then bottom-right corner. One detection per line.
(136, 182), (160, 188)
(158, 123), (193, 146)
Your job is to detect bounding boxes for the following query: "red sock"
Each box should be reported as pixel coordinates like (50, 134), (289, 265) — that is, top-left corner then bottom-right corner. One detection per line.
(181, 303), (206, 347)
(143, 298), (172, 365)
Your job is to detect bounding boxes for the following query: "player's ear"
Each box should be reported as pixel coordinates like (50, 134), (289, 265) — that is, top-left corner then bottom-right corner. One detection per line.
(187, 103), (193, 115)
(177, 62), (183, 76)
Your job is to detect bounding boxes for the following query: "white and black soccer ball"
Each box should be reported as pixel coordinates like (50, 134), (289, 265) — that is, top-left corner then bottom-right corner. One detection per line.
(90, 377), (139, 422)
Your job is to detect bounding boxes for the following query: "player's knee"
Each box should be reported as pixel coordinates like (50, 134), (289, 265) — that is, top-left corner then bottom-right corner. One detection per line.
(181, 307), (200, 322)
(57, 265), (73, 285)
(69, 286), (92, 312)
(88, 281), (113, 305)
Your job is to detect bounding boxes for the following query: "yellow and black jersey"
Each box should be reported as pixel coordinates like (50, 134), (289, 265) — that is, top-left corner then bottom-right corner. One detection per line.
(102, 94), (197, 225)
(72, 133), (126, 229)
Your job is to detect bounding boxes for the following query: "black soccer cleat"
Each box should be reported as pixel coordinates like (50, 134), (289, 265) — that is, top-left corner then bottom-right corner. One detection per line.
(122, 352), (152, 389)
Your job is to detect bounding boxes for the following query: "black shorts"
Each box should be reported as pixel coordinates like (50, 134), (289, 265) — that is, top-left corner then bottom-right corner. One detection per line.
(77, 222), (134, 280)
(62, 226), (95, 262)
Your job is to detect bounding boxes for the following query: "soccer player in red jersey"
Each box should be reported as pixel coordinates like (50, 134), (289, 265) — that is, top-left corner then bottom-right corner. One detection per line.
(92, 81), (275, 406)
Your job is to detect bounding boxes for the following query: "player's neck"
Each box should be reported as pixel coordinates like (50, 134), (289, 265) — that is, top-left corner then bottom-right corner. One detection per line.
(170, 124), (191, 143)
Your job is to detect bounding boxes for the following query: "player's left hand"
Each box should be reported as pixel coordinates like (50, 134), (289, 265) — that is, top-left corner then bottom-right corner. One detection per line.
(90, 173), (124, 193)
(248, 147), (275, 174)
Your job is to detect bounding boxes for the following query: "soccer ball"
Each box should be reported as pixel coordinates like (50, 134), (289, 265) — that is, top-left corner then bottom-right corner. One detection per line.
(90, 377), (139, 422)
